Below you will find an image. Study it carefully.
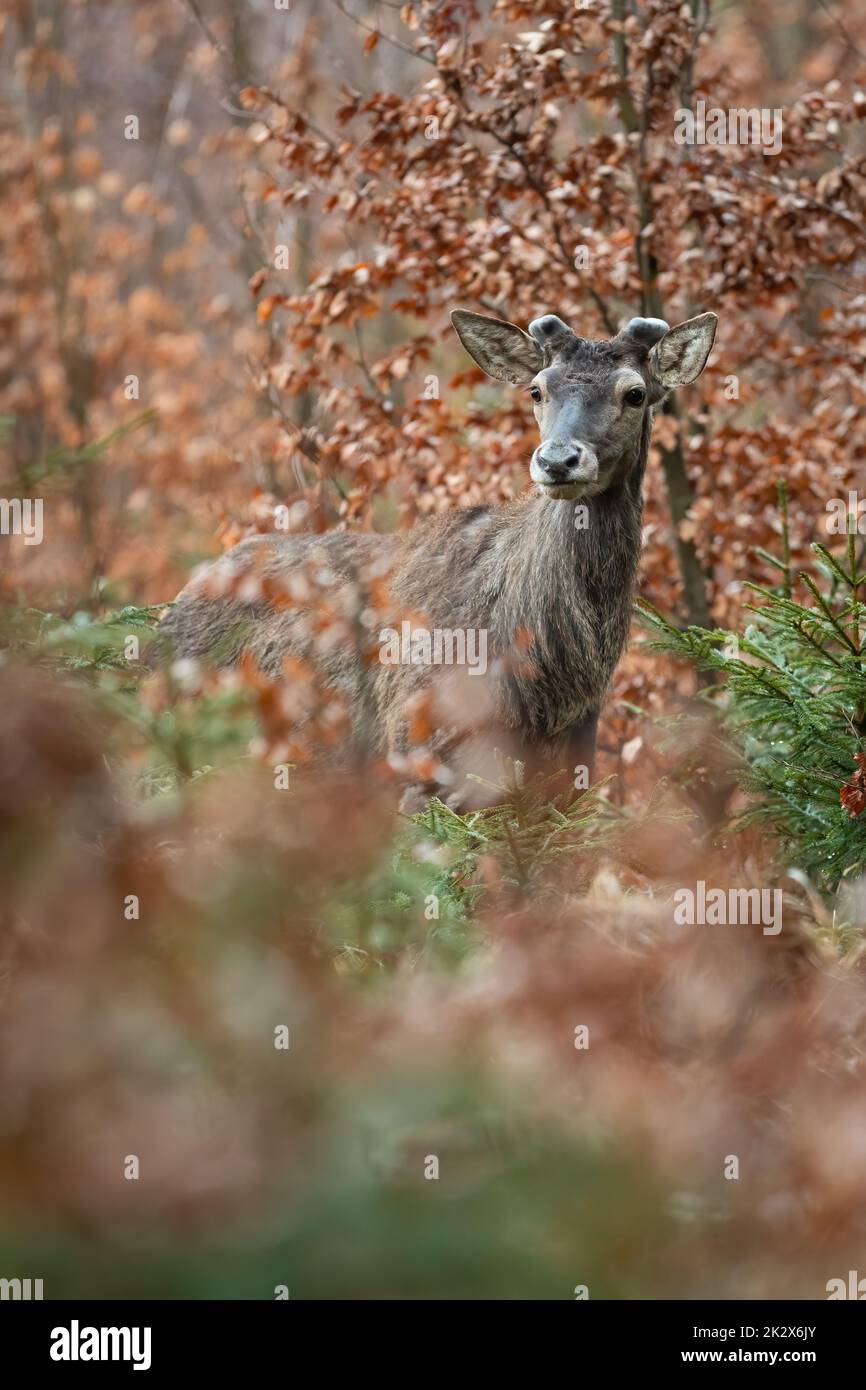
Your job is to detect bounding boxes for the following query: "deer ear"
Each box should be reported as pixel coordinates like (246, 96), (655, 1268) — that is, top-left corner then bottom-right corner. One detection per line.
(451, 310), (543, 386)
(649, 313), (718, 389)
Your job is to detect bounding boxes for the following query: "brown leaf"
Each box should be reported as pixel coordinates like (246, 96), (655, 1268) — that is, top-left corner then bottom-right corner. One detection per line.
(840, 752), (866, 818)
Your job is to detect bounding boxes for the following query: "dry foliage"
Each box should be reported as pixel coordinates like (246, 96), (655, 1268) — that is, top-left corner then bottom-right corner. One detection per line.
(2, 0), (866, 1298)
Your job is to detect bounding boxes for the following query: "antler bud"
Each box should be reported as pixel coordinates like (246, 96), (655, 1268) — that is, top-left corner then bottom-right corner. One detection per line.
(527, 314), (576, 363)
(618, 316), (670, 347)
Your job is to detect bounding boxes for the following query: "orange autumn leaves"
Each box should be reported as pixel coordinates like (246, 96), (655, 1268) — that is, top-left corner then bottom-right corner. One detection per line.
(840, 752), (866, 819)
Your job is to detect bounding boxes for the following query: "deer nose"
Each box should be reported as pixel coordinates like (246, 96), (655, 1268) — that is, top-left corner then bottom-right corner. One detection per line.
(536, 447), (584, 482)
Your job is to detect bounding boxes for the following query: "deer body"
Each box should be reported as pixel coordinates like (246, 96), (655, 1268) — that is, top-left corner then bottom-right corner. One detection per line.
(160, 308), (716, 805)
(383, 466), (645, 744)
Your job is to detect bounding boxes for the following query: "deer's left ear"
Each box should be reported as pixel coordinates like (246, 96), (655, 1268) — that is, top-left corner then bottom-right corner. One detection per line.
(649, 313), (718, 389)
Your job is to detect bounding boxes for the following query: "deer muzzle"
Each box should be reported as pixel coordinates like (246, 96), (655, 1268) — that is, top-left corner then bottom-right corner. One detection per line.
(530, 442), (600, 498)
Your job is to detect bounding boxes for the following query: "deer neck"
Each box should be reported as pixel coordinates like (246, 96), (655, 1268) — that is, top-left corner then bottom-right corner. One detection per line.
(525, 411), (650, 577)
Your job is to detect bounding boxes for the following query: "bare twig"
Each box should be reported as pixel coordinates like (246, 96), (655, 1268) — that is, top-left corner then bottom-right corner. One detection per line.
(330, 0), (434, 66)
(816, 0), (866, 61)
(729, 161), (866, 244)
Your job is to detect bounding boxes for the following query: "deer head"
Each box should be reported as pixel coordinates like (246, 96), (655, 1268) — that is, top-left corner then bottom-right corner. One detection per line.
(451, 308), (718, 501)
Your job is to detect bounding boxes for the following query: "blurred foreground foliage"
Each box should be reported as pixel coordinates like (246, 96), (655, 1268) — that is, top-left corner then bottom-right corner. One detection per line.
(5, 0), (866, 1301)
(1, 590), (866, 1301)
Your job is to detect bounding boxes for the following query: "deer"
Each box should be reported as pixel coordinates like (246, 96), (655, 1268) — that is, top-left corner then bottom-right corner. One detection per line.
(158, 307), (717, 810)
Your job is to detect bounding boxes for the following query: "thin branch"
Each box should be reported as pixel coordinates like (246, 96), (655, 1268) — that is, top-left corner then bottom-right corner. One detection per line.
(728, 162), (866, 244)
(816, 0), (866, 60)
(330, 0), (435, 66)
(452, 98), (618, 334)
(182, 0), (229, 60)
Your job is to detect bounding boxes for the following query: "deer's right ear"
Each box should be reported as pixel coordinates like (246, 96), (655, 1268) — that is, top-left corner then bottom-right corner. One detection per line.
(451, 310), (543, 386)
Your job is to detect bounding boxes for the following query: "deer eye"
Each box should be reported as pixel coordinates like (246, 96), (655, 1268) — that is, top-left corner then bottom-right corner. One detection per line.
(623, 386), (646, 407)
(529, 386), (542, 403)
